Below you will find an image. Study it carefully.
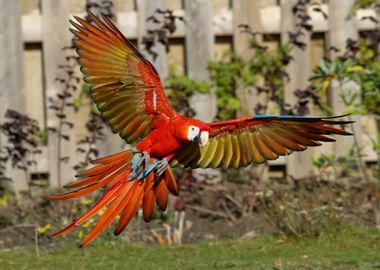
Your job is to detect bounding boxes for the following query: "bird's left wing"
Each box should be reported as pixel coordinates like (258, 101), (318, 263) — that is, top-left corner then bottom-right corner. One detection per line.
(171, 115), (353, 169)
(70, 13), (176, 144)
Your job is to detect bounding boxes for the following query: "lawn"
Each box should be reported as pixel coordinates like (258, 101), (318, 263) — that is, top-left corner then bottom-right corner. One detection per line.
(1, 227), (380, 270)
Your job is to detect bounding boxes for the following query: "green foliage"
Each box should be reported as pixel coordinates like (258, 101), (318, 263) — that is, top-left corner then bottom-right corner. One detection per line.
(309, 34), (380, 180)
(310, 37), (380, 116)
(208, 52), (245, 119)
(357, 39), (380, 115)
(168, 37), (295, 121)
(350, 0), (379, 14)
(310, 58), (363, 90)
(309, 57), (364, 115)
(313, 149), (359, 179)
(207, 41), (293, 119)
(165, 66), (209, 116)
(2, 227), (380, 269)
(246, 41), (292, 101)
(74, 83), (100, 114)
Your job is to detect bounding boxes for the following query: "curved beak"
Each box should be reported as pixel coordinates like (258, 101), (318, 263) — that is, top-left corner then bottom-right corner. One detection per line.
(200, 131), (209, 147)
(193, 131), (209, 147)
(194, 134), (201, 145)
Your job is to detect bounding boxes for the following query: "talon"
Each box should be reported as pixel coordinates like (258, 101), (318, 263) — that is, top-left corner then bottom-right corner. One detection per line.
(155, 158), (169, 176)
(143, 152), (150, 171)
(130, 151), (151, 180)
(136, 151), (150, 170)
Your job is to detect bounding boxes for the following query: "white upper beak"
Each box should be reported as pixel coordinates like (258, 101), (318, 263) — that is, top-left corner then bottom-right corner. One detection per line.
(200, 131), (209, 147)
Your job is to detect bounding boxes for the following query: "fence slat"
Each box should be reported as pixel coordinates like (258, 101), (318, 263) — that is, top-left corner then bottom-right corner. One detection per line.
(281, 0), (315, 179)
(328, 0), (364, 156)
(328, 0), (371, 182)
(21, 6), (379, 43)
(233, 0), (269, 181)
(41, 0), (76, 188)
(13, 1), (377, 187)
(184, 0), (219, 181)
(0, 0), (27, 191)
(137, 0), (168, 79)
(185, 0), (216, 122)
(233, 0), (264, 115)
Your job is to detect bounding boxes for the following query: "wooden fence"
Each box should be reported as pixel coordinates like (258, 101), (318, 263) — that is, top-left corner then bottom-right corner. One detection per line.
(0, 0), (378, 192)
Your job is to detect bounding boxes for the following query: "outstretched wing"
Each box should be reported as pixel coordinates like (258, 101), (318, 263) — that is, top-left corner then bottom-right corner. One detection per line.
(171, 115), (353, 169)
(70, 12), (176, 144)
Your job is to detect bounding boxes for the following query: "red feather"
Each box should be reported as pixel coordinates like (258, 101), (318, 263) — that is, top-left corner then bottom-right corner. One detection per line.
(44, 12), (353, 248)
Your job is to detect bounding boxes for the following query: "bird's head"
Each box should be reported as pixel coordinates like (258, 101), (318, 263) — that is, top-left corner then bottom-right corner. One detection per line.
(176, 119), (210, 147)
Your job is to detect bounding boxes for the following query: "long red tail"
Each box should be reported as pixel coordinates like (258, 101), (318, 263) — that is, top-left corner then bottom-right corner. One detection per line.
(43, 150), (178, 247)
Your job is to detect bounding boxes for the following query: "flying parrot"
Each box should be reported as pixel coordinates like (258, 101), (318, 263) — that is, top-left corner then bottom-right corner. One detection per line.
(44, 12), (353, 247)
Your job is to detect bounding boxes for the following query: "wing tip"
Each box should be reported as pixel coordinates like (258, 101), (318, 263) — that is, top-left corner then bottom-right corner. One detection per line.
(113, 229), (123, 236)
(252, 113), (354, 122)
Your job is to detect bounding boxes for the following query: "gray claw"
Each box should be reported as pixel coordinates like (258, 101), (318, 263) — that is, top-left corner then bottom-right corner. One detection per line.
(137, 151), (150, 171)
(156, 159), (169, 176)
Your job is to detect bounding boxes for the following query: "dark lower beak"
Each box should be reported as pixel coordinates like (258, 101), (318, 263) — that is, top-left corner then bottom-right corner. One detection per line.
(193, 134), (201, 144)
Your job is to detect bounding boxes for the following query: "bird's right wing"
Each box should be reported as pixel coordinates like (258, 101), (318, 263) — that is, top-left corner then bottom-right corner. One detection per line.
(71, 12), (177, 144)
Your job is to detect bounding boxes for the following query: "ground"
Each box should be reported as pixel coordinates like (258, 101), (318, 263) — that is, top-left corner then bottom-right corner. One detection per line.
(1, 226), (380, 270)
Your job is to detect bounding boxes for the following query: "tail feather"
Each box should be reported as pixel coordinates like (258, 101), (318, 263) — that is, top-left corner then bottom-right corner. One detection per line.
(63, 174), (102, 189)
(43, 181), (105, 200)
(114, 178), (146, 235)
(75, 163), (115, 178)
(63, 151), (132, 189)
(90, 150), (133, 164)
(154, 177), (168, 211)
(51, 185), (121, 237)
(80, 182), (133, 247)
(103, 165), (131, 189)
(64, 160), (126, 189)
(164, 168), (178, 196)
(142, 173), (155, 222)
(44, 150), (179, 247)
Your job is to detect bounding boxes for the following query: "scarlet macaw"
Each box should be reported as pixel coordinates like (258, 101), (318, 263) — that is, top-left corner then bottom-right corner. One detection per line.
(44, 12), (353, 247)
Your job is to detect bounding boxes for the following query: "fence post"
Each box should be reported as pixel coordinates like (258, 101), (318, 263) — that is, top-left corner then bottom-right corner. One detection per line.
(184, 0), (216, 120)
(281, 0), (315, 179)
(137, 0), (168, 79)
(233, 0), (263, 115)
(328, 0), (363, 154)
(232, 0), (269, 181)
(0, 0), (27, 191)
(184, 0), (219, 181)
(41, 0), (76, 188)
(328, 0), (369, 181)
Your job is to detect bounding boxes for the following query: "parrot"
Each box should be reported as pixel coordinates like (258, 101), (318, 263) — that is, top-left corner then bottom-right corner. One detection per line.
(43, 12), (353, 247)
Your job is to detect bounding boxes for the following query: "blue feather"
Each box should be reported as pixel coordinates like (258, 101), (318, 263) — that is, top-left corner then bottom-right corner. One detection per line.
(252, 114), (350, 121)
(137, 162), (158, 180)
(129, 152), (158, 181)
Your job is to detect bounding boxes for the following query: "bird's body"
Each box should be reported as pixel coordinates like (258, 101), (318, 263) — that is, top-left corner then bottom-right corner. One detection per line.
(44, 12), (353, 247)
(136, 116), (209, 158)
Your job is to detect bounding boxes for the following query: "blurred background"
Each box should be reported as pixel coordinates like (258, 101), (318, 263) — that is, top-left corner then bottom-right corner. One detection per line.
(1, 0), (380, 268)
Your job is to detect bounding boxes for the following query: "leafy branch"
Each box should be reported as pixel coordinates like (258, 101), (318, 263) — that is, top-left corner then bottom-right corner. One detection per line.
(0, 110), (42, 192)
(309, 35), (380, 181)
(48, 50), (79, 187)
(165, 67), (209, 117)
(143, 9), (184, 60)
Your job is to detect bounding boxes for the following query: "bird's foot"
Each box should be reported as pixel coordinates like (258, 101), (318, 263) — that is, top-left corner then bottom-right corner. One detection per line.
(155, 158), (169, 176)
(137, 151), (150, 171)
(130, 151), (151, 180)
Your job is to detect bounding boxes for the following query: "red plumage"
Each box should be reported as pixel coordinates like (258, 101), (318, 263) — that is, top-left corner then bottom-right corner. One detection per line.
(43, 12), (353, 247)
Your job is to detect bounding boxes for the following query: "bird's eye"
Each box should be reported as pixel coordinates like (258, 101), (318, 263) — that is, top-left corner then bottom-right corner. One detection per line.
(191, 127), (195, 131)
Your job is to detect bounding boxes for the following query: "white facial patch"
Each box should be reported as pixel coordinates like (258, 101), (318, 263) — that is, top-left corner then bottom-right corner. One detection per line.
(187, 125), (200, 141)
(200, 131), (209, 147)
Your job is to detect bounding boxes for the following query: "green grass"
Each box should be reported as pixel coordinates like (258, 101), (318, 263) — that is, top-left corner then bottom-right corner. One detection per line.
(1, 227), (380, 270)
